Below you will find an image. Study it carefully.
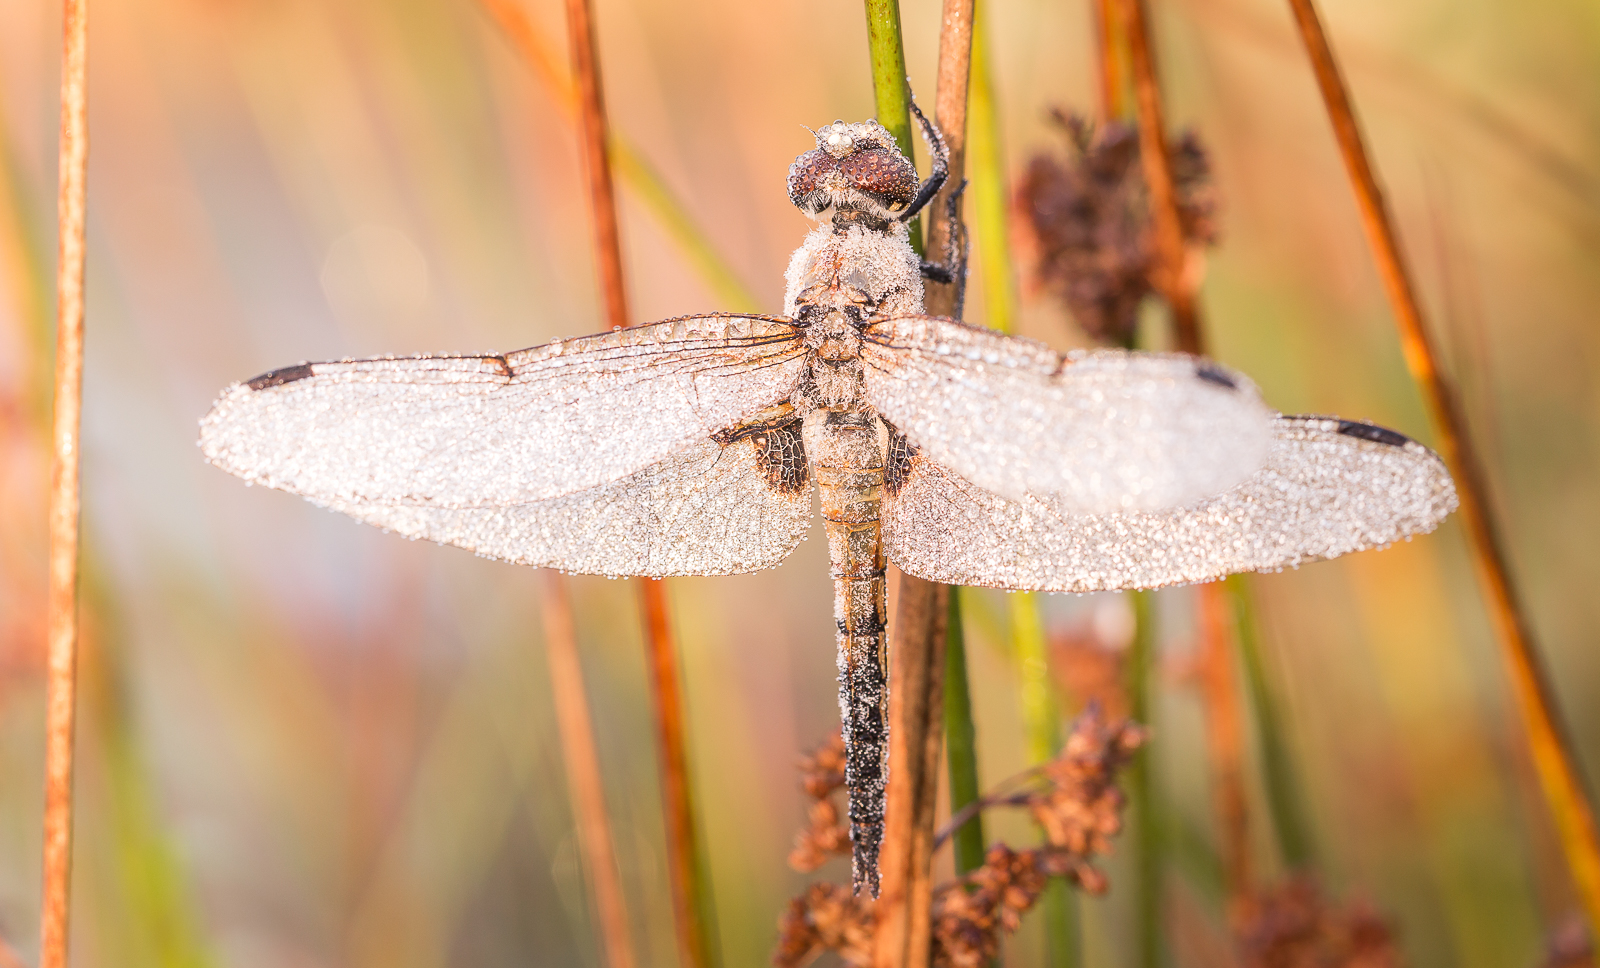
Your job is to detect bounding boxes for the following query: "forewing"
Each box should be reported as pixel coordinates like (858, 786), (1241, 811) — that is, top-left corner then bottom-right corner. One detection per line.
(883, 416), (1457, 592)
(328, 424), (813, 577)
(200, 314), (806, 507)
(861, 316), (1275, 512)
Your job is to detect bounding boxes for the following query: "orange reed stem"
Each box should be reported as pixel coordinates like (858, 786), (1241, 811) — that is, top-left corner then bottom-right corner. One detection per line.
(1117, 0), (1202, 354)
(565, 0), (629, 331)
(871, 5), (972, 967)
(1092, 0), (1124, 123)
(539, 572), (638, 968)
(1283, 0), (1600, 937)
(41, 1), (88, 966)
(639, 579), (717, 968)
(1197, 583), (1251, 909)
(561, 2), (714, 962)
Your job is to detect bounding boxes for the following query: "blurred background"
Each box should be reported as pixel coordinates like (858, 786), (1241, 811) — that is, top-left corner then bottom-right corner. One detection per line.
(1, 0), (1598, 965)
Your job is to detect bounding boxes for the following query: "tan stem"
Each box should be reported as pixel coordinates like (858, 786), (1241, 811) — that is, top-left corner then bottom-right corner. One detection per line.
(41, 1), (89, 966)
(540, 572), (638, 968)
(1284, 0), (1600, 938)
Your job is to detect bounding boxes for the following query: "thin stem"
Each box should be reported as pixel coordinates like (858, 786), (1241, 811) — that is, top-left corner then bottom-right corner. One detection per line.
(872, 4), (973, 966)
(862, 0), (923, 254)
(1117, 0), (1201, 353)
(966, 3), (1015, 335)
(1227, 575), (1315, 870)
(560, 1), (717, 962)
(638, 579), (720, 968)
(1091, 0), (1125, 123)
(1126, 591), (1161, 968)
(877, 576), (950, 968)
(1196, 583), (1250, 909)
(539, 572), (638, 968)
(1014, 592), (1081, 968)
(944, 589), (986, 876)
(565, 0), (628, 330)
(41, 0), (89, 965)
(1284, 0), (1600, 937)
(477, 0), (761, 312)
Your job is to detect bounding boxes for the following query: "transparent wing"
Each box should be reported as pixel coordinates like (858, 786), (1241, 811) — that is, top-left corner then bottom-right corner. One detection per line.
(327, 429), (813, 577)
(861, 316), (1276, 512)
(882, 416), (1457, 592)
(200, 314), (806, 507)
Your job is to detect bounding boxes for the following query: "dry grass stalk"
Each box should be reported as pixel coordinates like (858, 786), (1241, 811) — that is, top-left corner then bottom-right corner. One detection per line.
(778, 708), (1146, 968)
(1196, 582), (1251, 906)
(560, 0), (715, 960)
(539, 571), (638, 968)
(1117, 0), (1204, 353)
(871, 5), (974, 966)
(564, 0), (628, 330)
(875, 575), (950, 968)
(1091, 0), (1124, 122)
(638, 577), (719, 968)
(1283, 0), (1600, 938)
(41, 1), (89, 966)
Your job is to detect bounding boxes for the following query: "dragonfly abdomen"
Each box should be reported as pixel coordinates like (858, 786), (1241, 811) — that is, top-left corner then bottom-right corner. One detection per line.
(810, 408), (890, 897)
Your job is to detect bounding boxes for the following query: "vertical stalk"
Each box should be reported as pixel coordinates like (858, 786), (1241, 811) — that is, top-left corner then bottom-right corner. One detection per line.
(562, 1), (717, 962)
(565, 0), (627, 331)
(871, 6), (974, 962)
(539, 572), (638, 968)
(1284, 0), (1600, 939)
(943, 589), (986, 877)
(862, 0), (923, 254)
(975, 11), (1083, 961)
(1126, 590), (1161, 968)
(1116, 0), (1201, 353)
(639, 580), (720, 968)
(1227, 575), (1315, 870)
(1091, 0), (1125, 123)
(1016, 592), (1082, 968)
(1196, 583), (1250, 910)
(477, 0), (760, 313)
(41, 1), (89, 966)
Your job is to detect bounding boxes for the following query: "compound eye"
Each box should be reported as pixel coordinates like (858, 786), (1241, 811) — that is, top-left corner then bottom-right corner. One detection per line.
(838, 148), (918, 210)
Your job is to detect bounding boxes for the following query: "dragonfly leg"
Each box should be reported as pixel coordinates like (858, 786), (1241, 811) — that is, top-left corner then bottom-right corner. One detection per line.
(899, 98), (950, 224)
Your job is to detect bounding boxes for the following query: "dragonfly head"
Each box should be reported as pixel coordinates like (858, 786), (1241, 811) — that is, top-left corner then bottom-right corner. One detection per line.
(788, 120), (919, 228)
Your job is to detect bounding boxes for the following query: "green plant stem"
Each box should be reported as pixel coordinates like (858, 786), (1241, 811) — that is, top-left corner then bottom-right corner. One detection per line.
(966, 2), (1015, 335)
(1227, 575), (1316, 870)
(972, 7), (1081, 963)
(862, 0), (922, 253)
(944, 589), (987, 876)
(1127, 589), (1161, 968)
(1014, 592), (1081, 968)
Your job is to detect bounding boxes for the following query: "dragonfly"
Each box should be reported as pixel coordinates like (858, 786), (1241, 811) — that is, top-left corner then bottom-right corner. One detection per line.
(199, 105), (1458, 897)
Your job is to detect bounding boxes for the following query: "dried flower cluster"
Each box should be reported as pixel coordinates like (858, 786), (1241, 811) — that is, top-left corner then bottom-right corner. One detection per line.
(788, 732), (851, 872)
(1233, 877), (1401, 968)
(1016, 109), (1219, 345)
(774, 707), (1145, 968)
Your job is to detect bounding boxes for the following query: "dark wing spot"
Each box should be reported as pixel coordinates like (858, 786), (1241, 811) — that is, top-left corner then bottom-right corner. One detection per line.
(714, 417), (809, 495)
(884, 424), (918, 497)
(1336, 420), (1412, 448)
(1194, 361), (1237, 390)
(246, 363), (315, 391)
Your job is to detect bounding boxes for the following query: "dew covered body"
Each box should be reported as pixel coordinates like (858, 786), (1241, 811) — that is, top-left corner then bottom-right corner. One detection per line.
(199, 118), (1459, 898)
